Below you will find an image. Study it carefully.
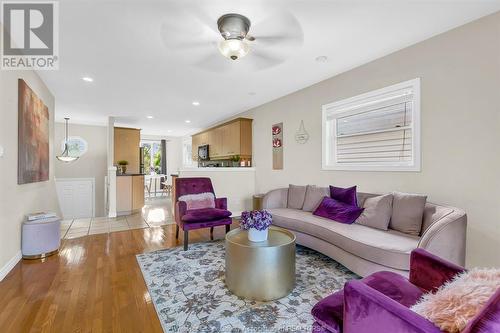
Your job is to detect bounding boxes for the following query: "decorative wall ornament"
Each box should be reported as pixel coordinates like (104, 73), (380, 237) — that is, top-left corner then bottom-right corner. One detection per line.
(18, 79), (49, 184)
(295, 120), (309, 144)
(272, 122), (283, 170)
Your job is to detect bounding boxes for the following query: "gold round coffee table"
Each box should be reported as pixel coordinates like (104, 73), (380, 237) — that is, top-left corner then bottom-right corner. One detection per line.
(225, 226), (296, 301)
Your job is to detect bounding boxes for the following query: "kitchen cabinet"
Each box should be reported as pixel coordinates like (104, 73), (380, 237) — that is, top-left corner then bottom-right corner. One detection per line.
(117, 175), (144, 215)
(114, 127), (141, 173)
(191, 118), (252, 161)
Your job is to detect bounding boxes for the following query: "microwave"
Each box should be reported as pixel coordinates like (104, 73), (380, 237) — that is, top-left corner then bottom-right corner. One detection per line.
(198, 144), (209, 160)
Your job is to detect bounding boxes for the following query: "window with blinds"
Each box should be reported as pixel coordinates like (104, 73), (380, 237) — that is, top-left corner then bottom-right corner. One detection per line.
(322, 78), (420, 171)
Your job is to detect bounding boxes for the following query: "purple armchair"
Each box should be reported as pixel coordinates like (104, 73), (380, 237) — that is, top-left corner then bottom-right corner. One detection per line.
(312, 249), (500, 333)
(174, 177), (232, 250)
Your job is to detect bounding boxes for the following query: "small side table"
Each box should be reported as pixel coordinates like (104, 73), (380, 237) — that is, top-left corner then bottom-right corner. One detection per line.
(22, 217), (61, 259)
(253, 194), (265, 211)
(225, 226), (296, 301)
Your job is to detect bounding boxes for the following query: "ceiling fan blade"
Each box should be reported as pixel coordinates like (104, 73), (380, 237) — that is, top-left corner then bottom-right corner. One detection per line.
(250, 11), (304, 48)
(247, 49), (285, 70)
(193, 52), (231, 73)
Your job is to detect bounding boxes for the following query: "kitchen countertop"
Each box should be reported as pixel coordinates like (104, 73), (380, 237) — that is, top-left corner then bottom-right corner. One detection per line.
(116, 173), (146, 176)
(180, 167), (255, 172)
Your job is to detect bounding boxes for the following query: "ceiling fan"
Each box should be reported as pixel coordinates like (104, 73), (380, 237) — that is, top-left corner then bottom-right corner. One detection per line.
(160, 9), (303, 71)
(217, 13), (253, 60)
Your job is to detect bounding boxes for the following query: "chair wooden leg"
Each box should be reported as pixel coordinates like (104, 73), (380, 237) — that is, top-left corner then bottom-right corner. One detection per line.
(183, 230), (189, 251)
(225, 224), (230, 234)
(175, 225), (179, 239)
(210, 227), (214, 240)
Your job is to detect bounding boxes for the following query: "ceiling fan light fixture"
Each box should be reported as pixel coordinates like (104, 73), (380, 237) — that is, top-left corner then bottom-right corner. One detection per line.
(218, 39), (249, 60)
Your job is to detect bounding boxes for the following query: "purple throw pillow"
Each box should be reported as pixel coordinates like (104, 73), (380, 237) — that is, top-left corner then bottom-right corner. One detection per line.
(313, 196), (364, 224)
(329, 185), (358, 206)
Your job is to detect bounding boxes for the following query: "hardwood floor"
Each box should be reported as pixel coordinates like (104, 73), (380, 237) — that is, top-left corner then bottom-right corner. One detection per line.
(0, 224), (234, 332)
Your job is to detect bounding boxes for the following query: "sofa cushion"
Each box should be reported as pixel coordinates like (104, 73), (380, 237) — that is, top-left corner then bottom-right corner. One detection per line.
(313, 197), (364, 224)
(268, 208), (420, 270)
(178, 192), (215, 210)
(303, 185), (329, 212)
(287, 184), (307, 209)
(390, 192), (427, 236)
(330, 185), (358, 206)
(355, 194), (393, 230)
(311, 271), (424, 333)
(181, 208), (232, 223)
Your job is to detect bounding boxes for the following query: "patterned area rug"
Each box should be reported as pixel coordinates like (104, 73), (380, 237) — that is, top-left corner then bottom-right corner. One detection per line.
(136, 241), (358, 332)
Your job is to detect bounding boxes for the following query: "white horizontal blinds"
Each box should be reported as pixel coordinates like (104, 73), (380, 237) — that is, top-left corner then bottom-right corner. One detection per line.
(334, 93), (413, 165)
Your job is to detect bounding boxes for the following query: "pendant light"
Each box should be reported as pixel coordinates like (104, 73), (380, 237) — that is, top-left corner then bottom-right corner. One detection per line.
(56, 117), (79, 163)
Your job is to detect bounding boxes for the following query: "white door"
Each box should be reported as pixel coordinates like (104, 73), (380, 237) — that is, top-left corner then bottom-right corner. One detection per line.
(56, 178), (95, 219)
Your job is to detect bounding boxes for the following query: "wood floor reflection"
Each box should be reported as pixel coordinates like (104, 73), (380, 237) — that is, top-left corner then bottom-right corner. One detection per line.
(0, 224), (234, 332)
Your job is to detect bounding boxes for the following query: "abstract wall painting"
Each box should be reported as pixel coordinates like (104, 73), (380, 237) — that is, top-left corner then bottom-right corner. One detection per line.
(272, 123), (283, 170)
(18, 79), (49, 184)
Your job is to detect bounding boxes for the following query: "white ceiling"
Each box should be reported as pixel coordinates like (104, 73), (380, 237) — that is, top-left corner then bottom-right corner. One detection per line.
(40, 0), (500, 136)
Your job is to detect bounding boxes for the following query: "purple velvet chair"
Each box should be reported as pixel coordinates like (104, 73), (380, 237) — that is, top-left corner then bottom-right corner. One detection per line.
(174, 177), (232, 250)
(312, 248), (500, 333)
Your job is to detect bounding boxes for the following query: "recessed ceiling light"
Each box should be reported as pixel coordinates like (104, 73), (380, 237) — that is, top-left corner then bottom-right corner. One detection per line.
(185, 120), (191, 123)
(315, 56), (328, 63)
(82, 76), (94, 82)
(146, 115), (154, 119)
(192, 101), (200, 106)
(167, 130), (172, 133)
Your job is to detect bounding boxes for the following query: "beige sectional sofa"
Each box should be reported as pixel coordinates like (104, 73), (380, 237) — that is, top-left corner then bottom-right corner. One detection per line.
(263, 188), (467, 277)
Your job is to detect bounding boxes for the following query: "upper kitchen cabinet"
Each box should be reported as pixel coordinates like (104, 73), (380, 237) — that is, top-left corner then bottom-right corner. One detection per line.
(191, 118), (253, 161)
(114, 127), (141, 173)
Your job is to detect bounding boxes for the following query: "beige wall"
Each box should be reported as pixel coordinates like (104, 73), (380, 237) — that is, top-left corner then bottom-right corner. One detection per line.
(54, 123), (108, 217)
(239, 12), (500, 268)
(0, 47), (61, 274)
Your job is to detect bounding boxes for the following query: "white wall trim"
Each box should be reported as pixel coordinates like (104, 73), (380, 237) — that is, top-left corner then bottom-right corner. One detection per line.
(0, 251), (22, 282)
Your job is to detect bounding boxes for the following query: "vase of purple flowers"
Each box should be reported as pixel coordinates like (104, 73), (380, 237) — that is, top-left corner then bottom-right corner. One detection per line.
(240, 210), (272, 242)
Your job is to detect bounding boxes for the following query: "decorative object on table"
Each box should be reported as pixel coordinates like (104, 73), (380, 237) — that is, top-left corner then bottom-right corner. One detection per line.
(230, 154), (241, 167)
(295, 120), (309, 144)
(310, 249), (498, 333)
(272, 122), (283, 170)
(174, 177), (232, 250)
(27, 211), (57, 221)
(117, 160), (128, 174)
(56, 117), (80, 163)
(136, 241), (357, 332)
(240, 210), (272, 242)
(18, 79), (50, 184)
(22, 215), (61, 259)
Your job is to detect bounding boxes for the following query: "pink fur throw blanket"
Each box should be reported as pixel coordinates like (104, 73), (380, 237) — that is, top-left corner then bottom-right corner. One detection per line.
(178, 192), (215, 210)
(411, 268), (500, 333)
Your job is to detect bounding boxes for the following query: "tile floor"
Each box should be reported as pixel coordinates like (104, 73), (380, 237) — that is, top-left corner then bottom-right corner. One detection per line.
(61, 197), (175, 239)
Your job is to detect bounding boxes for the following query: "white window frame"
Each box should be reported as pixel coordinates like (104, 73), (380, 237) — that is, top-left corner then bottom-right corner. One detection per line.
(322, 78), (421, 172)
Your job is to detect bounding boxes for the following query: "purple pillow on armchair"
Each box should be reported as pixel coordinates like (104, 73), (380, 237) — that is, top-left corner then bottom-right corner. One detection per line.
(329, 185), (358, 206)
(313, 196), (364, 224)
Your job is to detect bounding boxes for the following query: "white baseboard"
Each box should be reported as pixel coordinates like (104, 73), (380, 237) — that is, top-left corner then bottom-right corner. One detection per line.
(0, 251), (22, 282)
